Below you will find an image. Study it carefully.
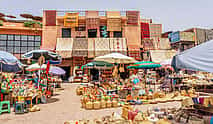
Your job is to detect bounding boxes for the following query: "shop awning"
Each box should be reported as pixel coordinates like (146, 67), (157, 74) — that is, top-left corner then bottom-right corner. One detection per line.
(172, 40), (213, 72)
(72, 38), (88, 57)
(150, 50), (177, 63)
(56, 38), (73, 58)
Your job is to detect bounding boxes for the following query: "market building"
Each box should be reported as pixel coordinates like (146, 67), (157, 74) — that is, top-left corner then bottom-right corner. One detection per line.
(0, 20), (42, 59)
(41, 10), (165, 76)
(167, 28), (213, 52)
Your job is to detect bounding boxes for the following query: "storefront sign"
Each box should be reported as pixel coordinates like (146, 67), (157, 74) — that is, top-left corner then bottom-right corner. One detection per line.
(169, 31), (180, 43)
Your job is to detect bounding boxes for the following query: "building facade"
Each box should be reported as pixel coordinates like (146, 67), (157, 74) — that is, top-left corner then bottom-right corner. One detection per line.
(0, 20), (42, 59)
(41, 10), (164, 77)
(167, 28), (213, 52)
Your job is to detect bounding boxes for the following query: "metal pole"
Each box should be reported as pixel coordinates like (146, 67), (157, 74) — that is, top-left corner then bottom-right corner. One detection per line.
(0, 63), (2, 101)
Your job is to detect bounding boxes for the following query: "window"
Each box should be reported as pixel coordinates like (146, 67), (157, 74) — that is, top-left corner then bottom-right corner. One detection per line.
(21, 41), (28, 46)
(14, 47), (21, 54)
(75, 27), (86, 31)
(14, 41), (21, 46)
(100, 26), (110, 38)
(7, 41), (14, 46)
(15, 35), (21, 40)
(7, 47), (13, 53)
(28, 36), (34, 41)
(27, 47), (34, 51)
(0, 47), (6, 51)
(21, 35), (27, 41)
(0, 34), (7, 40)
(113, 31), (122, 38)
(88, 29), (97, 38)
(34, 46), (40, 50)
(35, 36), (41, 41)
(20, 47), (27, 53)
(28, 42), (34, 47)
(8, 35), (14, 40)
(0, 34), (41, 55)
(62, 28), (71, 38)
(0, 41), (6, 46)
(35, 42), (41, 46)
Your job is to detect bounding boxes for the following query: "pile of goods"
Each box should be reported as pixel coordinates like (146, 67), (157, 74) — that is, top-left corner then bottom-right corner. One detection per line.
(76, 82), (198, 109)
(48, 77), (62, 83)
(77, 85), (121, 110)
(64, 104), (179, 124)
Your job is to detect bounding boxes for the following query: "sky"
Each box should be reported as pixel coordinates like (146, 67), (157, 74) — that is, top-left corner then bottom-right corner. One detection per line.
(0, 0), (212, 32)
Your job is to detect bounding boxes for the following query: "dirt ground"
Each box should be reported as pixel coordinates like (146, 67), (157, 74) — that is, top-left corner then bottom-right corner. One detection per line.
(0, 83), (181, 124)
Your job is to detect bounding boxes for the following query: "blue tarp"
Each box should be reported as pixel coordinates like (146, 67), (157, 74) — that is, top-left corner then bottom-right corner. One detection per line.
(172, 40), (213, 72)
(0, 51), (23, 72)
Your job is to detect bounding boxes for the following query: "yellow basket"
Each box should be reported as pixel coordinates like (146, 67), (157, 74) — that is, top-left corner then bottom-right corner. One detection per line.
(18, 96), (25, 102)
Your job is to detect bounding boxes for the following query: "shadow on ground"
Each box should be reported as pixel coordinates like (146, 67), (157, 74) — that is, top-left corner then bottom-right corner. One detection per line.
(47, 98), (60, 104)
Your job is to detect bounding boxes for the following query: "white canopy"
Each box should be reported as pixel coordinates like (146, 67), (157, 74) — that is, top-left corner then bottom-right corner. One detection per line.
(94, 53), (136, 64)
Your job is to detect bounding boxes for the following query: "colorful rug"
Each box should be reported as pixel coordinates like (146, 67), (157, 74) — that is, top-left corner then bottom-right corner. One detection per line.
(109, 38), (127, 55)
(94, 38), (110, 57)
(128, 46), (141, 60)
(56, 38), (73, 58)
(126, 11), (139, 25)
(86, 18), (100, 29)
(72, 38), (88, 57)
(141, 22), (150, 39)
(107, 18), (121, 31)
(45, 10), (56, 26)
(142, 39), (155, 50)
(64, 13), (79, 27)
(88, 38), (95, 58)
(149, 24), (162, 37)
(72, 31), (87, 38)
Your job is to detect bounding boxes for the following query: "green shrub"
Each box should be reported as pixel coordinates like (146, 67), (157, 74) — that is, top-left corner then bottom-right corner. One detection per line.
(23, 21), (42, 28)
(0, 20), (3, 26)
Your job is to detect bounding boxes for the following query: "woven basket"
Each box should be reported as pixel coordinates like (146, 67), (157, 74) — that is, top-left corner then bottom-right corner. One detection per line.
(85, 102), (93, 109)
(101, 100), (106, 108)
(94, 101), (101, 109)
(106, 100), (112, 108)
(112, 100), (118, 107)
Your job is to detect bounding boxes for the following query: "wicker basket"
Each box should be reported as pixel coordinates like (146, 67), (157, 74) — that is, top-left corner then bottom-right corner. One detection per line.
(112, 100), (118, 107)
(101, 100), (106, 108)
(106, 100), (112, 108)
(85, 102), (93, 109)
(94, 101), (101, 109)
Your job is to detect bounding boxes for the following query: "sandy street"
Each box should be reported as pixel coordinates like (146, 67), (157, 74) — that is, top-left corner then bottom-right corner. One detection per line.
(0, 83), (181, 124)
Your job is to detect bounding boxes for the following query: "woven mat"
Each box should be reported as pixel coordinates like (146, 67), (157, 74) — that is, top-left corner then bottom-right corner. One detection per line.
(72, 38), (88, 57)
(126, 11), (139, 25)
(94, 38), (110, 57)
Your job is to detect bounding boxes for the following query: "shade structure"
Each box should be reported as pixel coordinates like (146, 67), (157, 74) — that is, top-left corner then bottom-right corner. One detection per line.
(0, 51), (23, 72)
(26, 63), (47, 71)
(127, 61), (161, 69)
(160, 59), (172, 65)
(81, 61), (113, 69)
(94, 53), (136, 64)
(172, 40), (213, 73)
(22, 50), (62, 64)
(49, 66), (66, 75)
